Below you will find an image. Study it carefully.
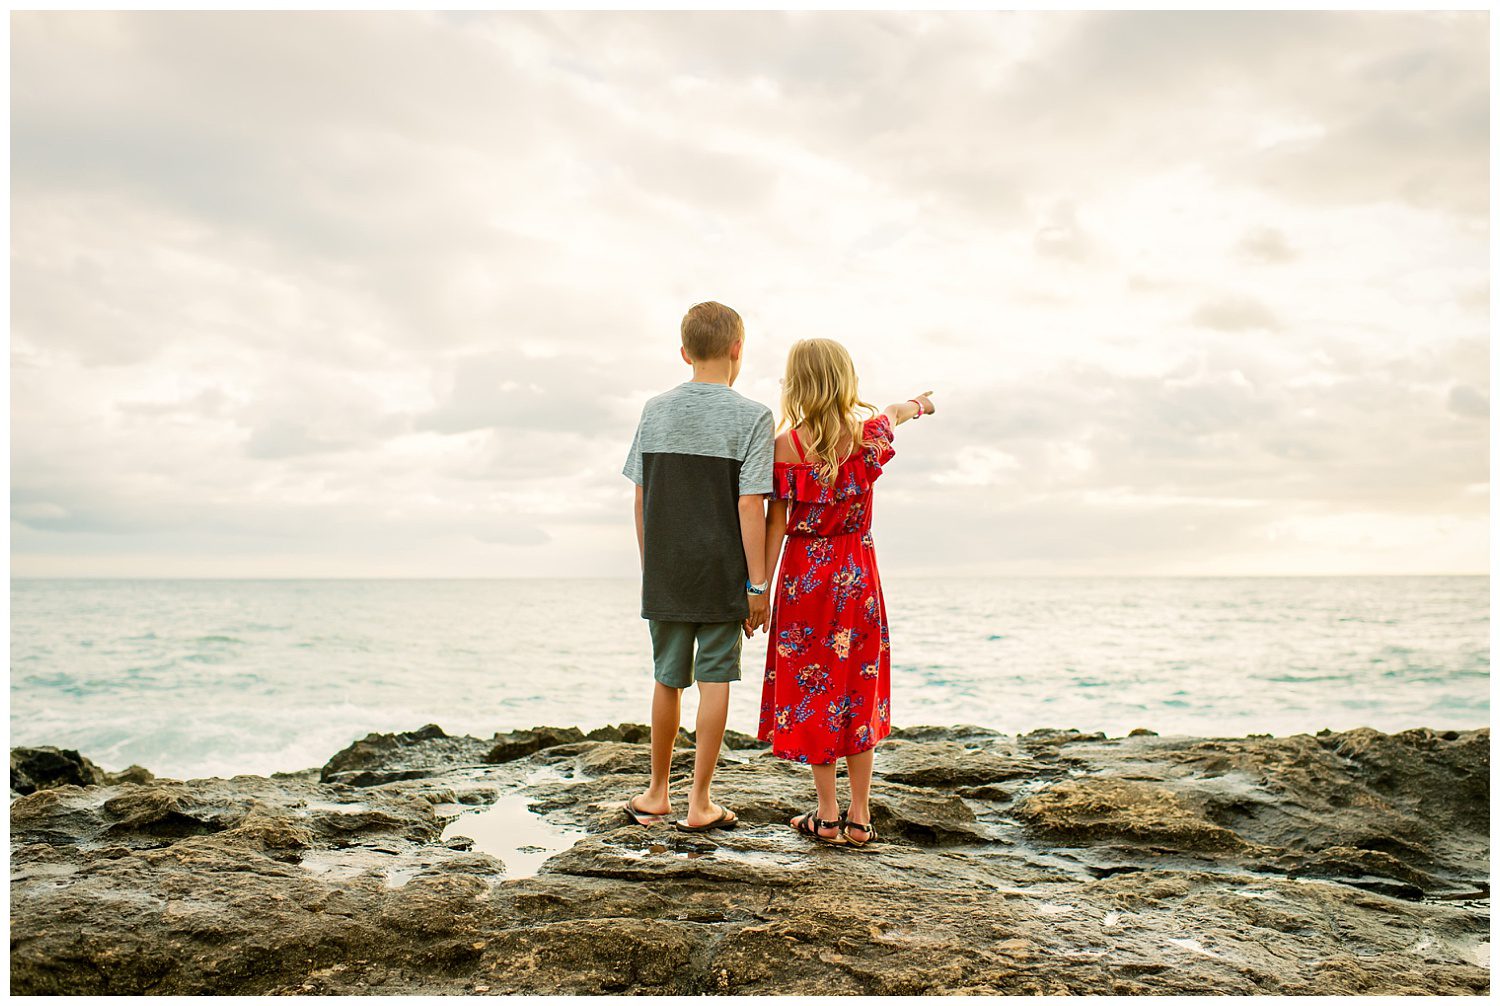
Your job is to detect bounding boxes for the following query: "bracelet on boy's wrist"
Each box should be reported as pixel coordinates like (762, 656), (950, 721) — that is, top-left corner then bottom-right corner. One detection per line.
(746, 579), (769, 594)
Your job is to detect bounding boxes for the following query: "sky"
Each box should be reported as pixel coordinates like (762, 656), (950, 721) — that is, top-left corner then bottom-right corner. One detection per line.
(9, 10), (1490, 578)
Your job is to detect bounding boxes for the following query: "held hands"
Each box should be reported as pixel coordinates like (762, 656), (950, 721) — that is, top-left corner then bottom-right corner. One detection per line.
(743, 591), (770, 637)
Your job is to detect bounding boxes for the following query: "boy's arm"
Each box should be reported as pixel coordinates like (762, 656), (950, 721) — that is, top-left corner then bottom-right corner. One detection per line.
(634, 485), (645, 569)
(738, 494), (769, 630)
(736, 408), (776, 632)
(738, 494), (768, 586)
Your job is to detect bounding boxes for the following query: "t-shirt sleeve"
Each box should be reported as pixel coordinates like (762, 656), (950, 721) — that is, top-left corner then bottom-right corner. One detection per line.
(738, 408), (775, 495)
(622, 416), (644, 485)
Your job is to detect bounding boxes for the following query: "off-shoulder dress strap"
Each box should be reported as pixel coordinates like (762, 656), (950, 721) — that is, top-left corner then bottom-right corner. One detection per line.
(788, 427), (808, 462)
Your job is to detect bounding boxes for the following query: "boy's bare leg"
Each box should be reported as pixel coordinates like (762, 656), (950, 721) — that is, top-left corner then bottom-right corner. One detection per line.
(684, 681), (732, 826)
(633, 682), (681, 816)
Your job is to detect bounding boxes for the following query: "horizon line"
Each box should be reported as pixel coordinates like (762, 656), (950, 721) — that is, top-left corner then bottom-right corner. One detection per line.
(7, 572), (1490, 582)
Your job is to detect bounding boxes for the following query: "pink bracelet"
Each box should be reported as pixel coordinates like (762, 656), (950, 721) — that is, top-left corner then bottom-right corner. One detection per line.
(908, 398), (925, 418)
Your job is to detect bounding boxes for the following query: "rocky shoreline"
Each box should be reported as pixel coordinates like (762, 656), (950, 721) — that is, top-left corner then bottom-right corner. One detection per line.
(10, 722), (1490, 994)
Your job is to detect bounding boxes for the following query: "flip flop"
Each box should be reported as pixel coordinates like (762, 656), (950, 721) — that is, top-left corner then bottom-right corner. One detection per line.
(673, 807), (738, 833)
(624, 796), (670, 826)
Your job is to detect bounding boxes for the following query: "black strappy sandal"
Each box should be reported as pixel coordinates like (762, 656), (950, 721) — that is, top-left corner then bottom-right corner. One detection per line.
(841, 814), (878, 848)
(791, 808), (847, 845)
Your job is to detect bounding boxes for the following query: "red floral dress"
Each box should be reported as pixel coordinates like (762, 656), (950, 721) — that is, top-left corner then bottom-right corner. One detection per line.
(758, 414), (895, 764)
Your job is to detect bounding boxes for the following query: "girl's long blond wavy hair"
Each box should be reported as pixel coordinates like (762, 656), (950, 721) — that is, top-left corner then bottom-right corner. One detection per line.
(780, 338), (877, 485)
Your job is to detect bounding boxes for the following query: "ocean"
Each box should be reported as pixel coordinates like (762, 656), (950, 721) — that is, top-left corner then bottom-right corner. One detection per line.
(8, 576), (1489, 781)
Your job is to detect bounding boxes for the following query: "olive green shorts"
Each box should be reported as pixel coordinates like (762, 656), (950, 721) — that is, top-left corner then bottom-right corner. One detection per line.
(649, 620), (743, 689)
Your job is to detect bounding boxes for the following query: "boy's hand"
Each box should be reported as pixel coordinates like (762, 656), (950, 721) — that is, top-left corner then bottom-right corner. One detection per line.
(746, 591), (770, 634)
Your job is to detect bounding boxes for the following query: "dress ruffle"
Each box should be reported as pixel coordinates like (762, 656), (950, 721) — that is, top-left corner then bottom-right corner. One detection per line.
(772, 415), (895, 504)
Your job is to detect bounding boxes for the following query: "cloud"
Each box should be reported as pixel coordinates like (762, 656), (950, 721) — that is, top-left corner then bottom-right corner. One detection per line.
(9, 11), (1489, 576)
(1188, 296), (1281, 333)
(1236, 226), (1297, 264)
(1447, 384), (1488, 420)
(414, 350), (632, 436)
(1033, 201), (1095, 263)
(244, 420), (354, 460)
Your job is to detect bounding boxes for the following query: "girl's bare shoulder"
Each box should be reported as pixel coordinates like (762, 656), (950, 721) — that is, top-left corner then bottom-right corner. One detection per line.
(773, 429), (802, 465)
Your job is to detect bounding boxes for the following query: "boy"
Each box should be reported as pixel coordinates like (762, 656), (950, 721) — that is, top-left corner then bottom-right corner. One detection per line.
(621, 301), (774, 832)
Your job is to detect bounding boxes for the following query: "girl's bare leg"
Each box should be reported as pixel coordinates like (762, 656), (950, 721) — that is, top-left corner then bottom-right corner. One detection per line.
(844, 748), (875, 838)
(789, 762), (841, 839)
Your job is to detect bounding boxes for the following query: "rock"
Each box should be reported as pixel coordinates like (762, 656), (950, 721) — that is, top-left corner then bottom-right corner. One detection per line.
(11, 746), (105, 794)
(872, 786), (989, 844)
(874, 739), (1039, 789)
(571, 742), (655, 778)
(1014, 777), (1250, 852)
(101, 787), (231, 840)
(483, 726), (587, 764)
(321, 724), (493, 786)
(1276, 845), (1437, 899)
(887, 724), (1002, 742)
(616, 723), (652, 744)
(722, 729), (770, 751)
(104, 765), (156, 786)
(1020, 728), (1108, 751)
(1128, 727), (1158, 737)
(9, 724), (1490, 996)
(583, 723), (695, 746)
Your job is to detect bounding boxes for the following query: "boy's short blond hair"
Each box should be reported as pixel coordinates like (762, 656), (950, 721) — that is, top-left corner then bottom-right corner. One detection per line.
(680, 301), (744, 361)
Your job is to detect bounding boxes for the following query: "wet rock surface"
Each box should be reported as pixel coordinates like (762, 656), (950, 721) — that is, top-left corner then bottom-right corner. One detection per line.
(11, 745), (154, 795)
(10, 724), (1489, 994)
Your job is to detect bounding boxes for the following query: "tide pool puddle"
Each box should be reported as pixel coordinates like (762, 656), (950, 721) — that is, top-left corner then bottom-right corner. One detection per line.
(440, 791), (584, 880)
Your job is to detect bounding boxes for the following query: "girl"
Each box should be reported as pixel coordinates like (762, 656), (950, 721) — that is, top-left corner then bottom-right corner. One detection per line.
(756, 337), (935, 848)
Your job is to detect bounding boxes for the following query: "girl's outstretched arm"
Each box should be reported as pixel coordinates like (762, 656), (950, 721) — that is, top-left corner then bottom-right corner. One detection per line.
(883, 390), (937, 428)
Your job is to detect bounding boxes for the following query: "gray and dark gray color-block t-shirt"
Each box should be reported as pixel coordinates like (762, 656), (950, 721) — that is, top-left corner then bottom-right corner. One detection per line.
(623, 381), (775, 622)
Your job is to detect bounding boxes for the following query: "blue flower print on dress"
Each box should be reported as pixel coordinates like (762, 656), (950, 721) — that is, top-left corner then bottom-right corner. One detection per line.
(805, 538), (835, 568)
(794, 662), (831, 696)
(839, 466), (862, 498)
(839, 499), (867, 534)
(829, 556), (867, 615)
(825, 693), (866, 734)
(783, 569), (824, 603)
(791, 505), (827, 534)
(776, 623), (817, 658)
(792, 690), (820, 726)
